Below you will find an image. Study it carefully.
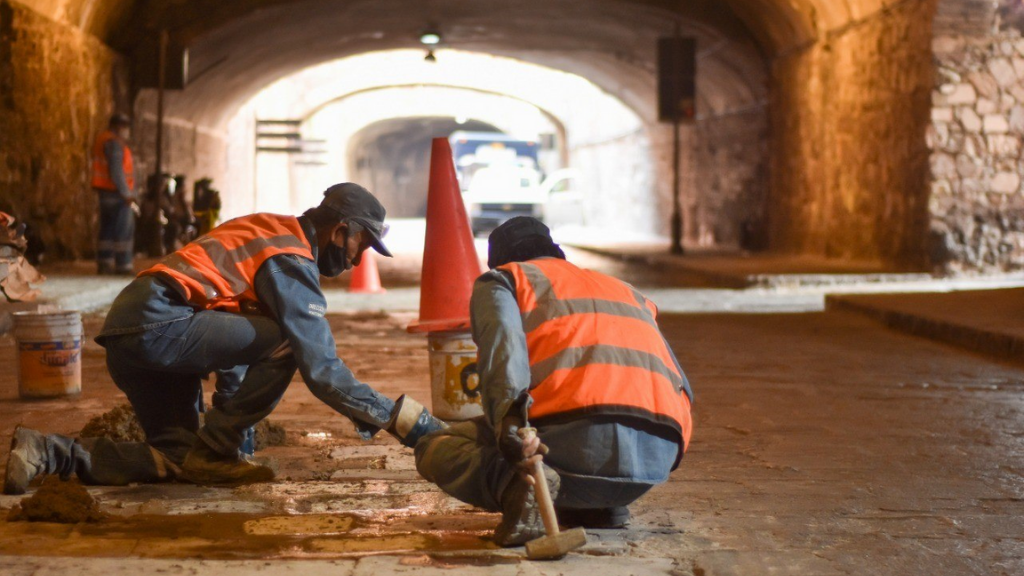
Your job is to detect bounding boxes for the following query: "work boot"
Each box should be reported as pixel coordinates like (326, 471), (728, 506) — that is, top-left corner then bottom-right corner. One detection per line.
(493, 462), (561, 547)
(4, 427), (55, 495)
(179, 440), (275, 486)
(386, 395), (448, 448)
(557, 506), (630, 529)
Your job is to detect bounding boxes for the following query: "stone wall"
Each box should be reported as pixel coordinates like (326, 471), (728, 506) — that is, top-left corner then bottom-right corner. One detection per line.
(0, 0), (129, 259)
(690, 108), (768, 250)
(768, 0), (936, 269)
(133, 90), (230, 205)
(928, 4), (1024, 272)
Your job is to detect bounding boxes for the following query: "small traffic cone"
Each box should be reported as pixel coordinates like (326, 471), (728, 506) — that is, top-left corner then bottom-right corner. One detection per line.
(349, 249), (386, 294)
(409, 138), (483, 333)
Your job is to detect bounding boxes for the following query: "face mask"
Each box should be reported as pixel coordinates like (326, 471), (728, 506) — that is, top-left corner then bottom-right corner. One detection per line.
(318, 229), (353, 277)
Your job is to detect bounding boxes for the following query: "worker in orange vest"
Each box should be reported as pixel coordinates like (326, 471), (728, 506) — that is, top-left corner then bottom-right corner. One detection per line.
(4, 184), (445, 493)
(415, 217), (693, 546)
(92, 113), (137, 275)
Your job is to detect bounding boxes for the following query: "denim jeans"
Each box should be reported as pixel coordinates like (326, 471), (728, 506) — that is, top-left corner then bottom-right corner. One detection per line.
(102, 308), (296, 476)
(97, 192), (134, 272)
(414, 417), (665, 512)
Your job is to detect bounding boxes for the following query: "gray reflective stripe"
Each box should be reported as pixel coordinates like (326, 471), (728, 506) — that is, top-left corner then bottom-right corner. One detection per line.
(523, 298), (657, 332)
(167, 233), (308, 299)
(530, 344), (685, 392)
(516, 262), (660, 333)
(163, 253), (218, 299)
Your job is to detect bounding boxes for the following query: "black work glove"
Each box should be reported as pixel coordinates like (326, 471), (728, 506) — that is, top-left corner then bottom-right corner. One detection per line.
(498, 414), (527, 465)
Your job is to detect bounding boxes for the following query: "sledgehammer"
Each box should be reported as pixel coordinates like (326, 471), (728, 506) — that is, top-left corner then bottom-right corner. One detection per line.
(518, 428), (587, 560)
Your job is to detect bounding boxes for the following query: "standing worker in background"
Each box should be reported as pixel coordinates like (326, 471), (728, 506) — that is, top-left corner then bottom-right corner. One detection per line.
(415, 217), (693, 546)
(92, 113), (137, 275)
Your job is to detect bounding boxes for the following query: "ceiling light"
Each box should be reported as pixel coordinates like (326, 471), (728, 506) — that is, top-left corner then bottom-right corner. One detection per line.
(420, 31), (441, 45)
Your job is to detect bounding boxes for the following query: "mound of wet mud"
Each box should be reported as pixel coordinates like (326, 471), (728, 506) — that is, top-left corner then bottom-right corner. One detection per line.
(80, 403), (286, 452)
(253, 419), (286, 450)
(80, 403), (145, 443)
(7, 477), (105, 523)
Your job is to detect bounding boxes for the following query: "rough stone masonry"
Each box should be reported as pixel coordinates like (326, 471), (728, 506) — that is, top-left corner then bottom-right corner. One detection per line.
(929, 0), (1024, 272)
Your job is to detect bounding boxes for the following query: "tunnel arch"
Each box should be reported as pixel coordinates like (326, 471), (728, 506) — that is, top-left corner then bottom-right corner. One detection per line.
(116, 0), (941, 265)
(346, 116), (503, 218)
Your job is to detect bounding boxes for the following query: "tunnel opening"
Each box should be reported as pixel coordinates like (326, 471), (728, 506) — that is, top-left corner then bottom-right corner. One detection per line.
(216, 49), (668, 244)
(346, 116), (502, 218)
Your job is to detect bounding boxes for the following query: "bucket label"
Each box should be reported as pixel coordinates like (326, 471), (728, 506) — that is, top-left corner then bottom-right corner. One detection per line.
(18, 339), (82, 397)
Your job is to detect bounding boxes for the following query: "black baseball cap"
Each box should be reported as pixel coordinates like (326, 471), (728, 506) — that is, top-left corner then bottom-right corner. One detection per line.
(487, 216), (554, 269)
(320, 183), (393, 257)
(109, 113), (131, 127)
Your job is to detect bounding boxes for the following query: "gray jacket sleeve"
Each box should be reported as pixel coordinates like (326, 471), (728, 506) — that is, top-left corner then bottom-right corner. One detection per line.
(253, 254), (396, 438)
(469, 270), (533, 432)
(103, 139), (134, 200)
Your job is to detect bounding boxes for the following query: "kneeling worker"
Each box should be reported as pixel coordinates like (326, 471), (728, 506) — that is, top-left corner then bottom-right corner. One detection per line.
(415, 217), (693, 546)
(4, 183), (444, 493)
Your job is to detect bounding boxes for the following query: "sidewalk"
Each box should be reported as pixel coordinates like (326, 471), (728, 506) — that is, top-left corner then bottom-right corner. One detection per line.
(560, 239), (935, 289)
(826, 288), (1024, 366)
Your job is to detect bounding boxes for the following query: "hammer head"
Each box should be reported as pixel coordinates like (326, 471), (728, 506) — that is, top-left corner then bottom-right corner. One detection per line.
(525, 527), (587, 560)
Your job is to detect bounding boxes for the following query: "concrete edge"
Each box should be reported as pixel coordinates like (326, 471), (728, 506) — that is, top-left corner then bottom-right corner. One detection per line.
(825, 295), (1024, 366)
(561, 243), (751, 288)
(563, 243), (938, 289)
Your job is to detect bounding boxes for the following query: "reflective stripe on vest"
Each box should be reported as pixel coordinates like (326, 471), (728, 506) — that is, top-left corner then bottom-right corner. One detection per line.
(139, 213), (313, 313)
(91, 131), (135, 191)
(499, 259), (693, 455)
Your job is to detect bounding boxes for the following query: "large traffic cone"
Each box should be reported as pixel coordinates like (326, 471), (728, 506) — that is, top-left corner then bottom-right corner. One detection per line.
(408, 138), (483, 333)
(349, 249), (386, 294)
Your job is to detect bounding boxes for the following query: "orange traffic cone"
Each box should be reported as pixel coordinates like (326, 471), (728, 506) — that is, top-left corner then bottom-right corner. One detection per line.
(409, 138), (483, 333)
(349, 249), (386, 294)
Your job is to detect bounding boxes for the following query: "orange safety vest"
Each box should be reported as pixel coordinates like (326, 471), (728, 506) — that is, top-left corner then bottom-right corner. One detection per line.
(91, 130), (135, 191)
(498, 258), (693, 461)
(140, 213), (314, 313)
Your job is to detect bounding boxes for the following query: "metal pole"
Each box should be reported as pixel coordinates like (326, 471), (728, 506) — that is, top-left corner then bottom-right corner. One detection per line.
(670, 116), (683, 255)
(669, 22), (684, 255)
(155, 30), (167, 177)
(148, 29), (169, 257)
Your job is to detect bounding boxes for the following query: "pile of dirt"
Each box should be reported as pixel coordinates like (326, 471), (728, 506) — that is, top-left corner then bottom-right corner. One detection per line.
(80, 403), (145, 443)
(253, 419), (286, 451)
(7, 477), (106, 523)
(80, 403), (287, 452)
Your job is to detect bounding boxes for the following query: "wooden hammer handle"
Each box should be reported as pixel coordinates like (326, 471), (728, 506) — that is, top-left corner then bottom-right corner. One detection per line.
(519, 427), (560, 537)
(532, 457), (560, 536)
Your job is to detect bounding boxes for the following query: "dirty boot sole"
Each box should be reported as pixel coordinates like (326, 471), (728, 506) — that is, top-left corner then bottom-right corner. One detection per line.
(493, 464), (561, 547)
(4, 427), (42, 495)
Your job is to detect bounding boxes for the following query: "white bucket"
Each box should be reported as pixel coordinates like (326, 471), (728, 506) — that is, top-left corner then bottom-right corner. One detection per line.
(12, 310), (83, 399)
(427, 331), (483, 420)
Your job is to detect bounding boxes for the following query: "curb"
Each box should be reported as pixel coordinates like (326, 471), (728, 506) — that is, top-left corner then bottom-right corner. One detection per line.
(564, 244), (934, 289)
(826, 295), (1024, 365)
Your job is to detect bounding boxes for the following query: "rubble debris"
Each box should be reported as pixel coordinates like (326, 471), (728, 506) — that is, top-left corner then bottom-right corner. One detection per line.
(253, 419), (287, 451)
(7, 477), (106, 523)
(80, 404), (146, 443)
(0, 211), (45, 303)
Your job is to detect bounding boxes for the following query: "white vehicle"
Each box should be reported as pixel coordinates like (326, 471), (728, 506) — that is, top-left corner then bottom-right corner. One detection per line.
(464, 167), (585, 235)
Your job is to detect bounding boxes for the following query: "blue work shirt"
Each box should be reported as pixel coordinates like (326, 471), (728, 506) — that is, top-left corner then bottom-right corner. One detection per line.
(471, 266), (685, 487)
(97, 216), (395, 437)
